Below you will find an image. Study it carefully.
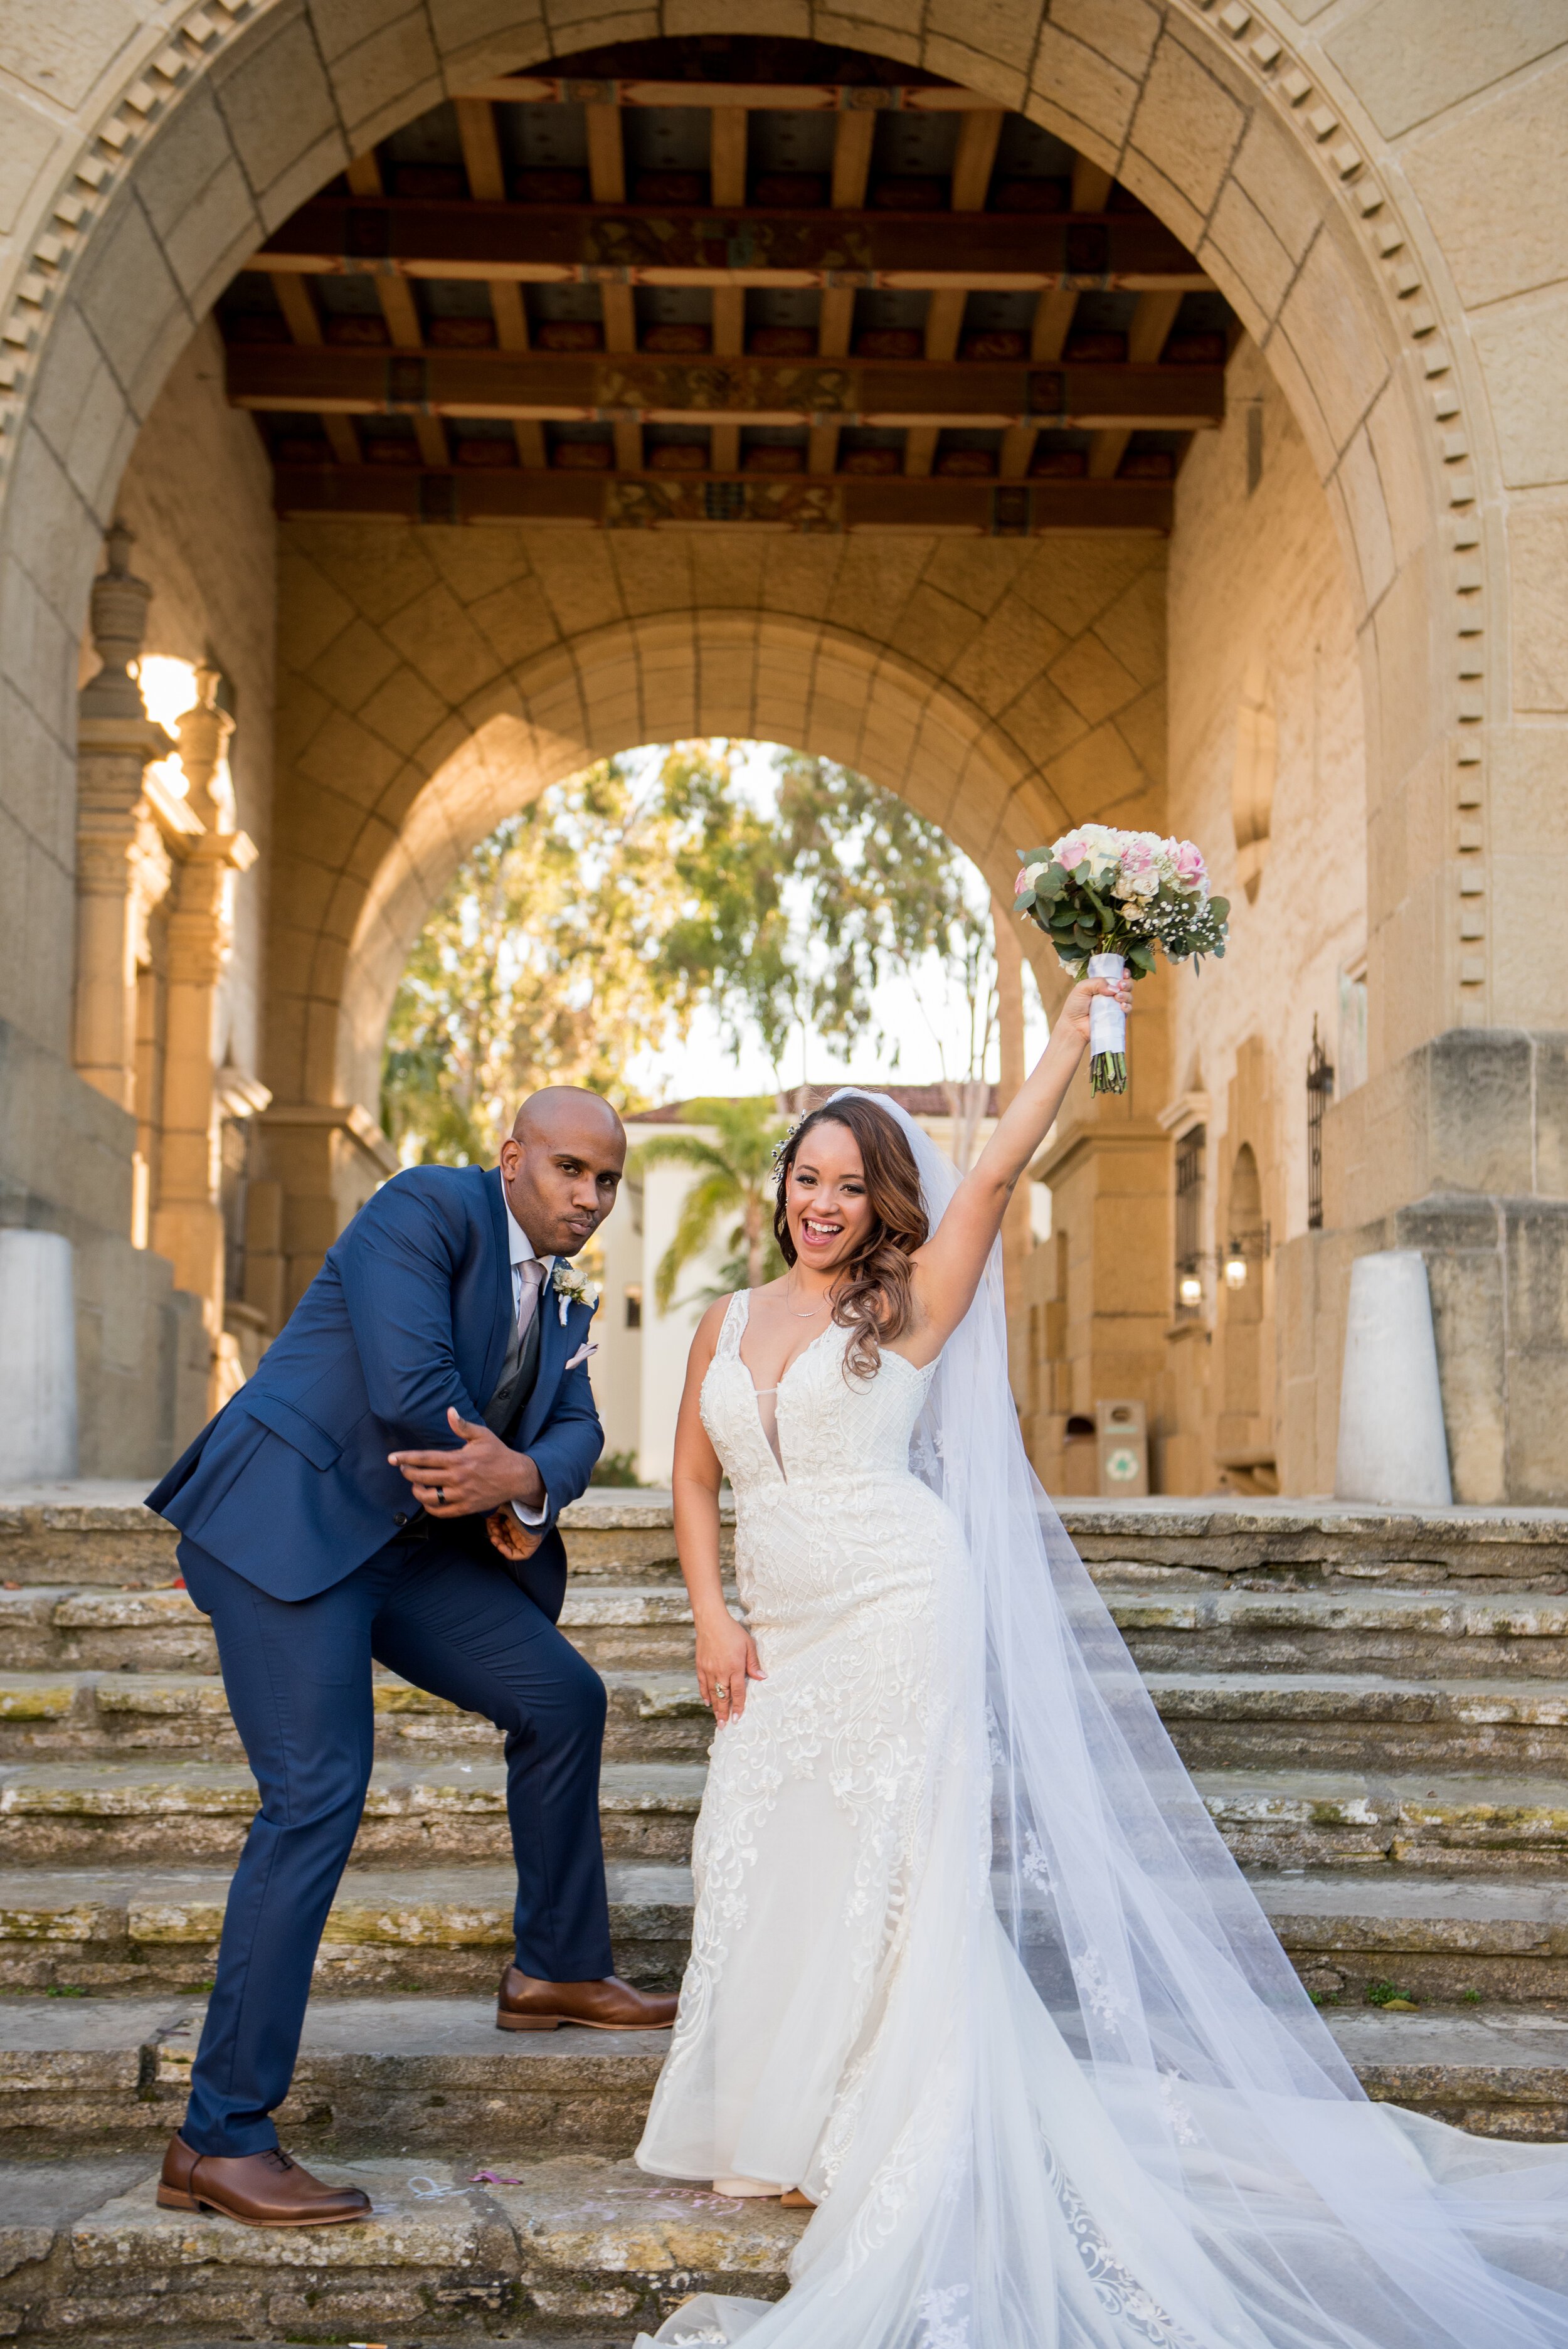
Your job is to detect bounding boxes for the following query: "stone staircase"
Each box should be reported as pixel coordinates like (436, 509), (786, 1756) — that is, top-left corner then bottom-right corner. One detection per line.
(4, 1483), (1568, 2340)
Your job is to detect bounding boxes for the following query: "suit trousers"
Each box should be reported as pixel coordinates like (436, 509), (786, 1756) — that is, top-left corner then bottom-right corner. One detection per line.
(176, 1530), (613, 2156)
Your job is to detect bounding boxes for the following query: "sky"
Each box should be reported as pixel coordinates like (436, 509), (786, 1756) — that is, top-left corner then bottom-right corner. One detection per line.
(619, 741), (1052, 1106)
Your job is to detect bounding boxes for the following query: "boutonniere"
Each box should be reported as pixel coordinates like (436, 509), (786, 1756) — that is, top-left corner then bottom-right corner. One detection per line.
(551, 1260), (598, 1326)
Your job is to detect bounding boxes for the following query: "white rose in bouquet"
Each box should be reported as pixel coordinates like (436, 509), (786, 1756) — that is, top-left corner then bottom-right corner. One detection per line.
(1012, 825), (1230, 1093)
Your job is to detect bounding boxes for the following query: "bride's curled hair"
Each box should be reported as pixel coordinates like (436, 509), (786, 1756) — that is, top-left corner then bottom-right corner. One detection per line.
(772, 1097), (928, 1378)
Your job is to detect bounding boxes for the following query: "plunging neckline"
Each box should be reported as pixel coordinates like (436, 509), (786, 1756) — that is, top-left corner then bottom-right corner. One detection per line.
(733, 1293), (839, 1479)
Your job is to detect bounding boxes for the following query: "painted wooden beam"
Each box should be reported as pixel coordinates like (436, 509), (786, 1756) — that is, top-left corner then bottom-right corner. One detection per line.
(226, 346), (1224, 432)
(453, 77), (1033, 113)
(252, 203), (1207, 294)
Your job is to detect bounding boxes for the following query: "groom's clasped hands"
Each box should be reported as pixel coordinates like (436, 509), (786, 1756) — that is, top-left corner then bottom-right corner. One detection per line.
(389, 1406), (546, 1561)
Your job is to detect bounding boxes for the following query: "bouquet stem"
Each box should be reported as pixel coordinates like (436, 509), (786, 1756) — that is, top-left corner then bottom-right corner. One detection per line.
(1087, 950), (1129, 1095)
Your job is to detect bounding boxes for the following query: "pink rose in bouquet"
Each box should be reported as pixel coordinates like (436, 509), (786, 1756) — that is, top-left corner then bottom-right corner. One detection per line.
(1012, 824), (1229, 1093)
(1170, 839), (1207, 891)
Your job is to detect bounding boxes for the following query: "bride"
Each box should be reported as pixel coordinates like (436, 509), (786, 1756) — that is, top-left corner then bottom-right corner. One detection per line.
(634, 976), (1568, 2348)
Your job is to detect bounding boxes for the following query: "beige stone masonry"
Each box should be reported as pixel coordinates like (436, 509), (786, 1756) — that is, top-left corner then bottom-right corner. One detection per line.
(0, 0), (1552, 1086)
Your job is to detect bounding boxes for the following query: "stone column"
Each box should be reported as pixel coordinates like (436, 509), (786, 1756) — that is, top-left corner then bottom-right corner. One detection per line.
(1029, 960), (1177, 1493)
(73, 524), (174, 1113)
(148, 665), (257, 1409)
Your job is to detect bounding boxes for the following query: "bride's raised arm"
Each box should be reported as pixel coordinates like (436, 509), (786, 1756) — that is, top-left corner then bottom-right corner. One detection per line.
(909, 969), (1130, 1349)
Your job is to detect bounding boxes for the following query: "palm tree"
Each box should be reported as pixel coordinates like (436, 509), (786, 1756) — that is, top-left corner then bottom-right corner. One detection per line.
(631, 1097), (788, 1311)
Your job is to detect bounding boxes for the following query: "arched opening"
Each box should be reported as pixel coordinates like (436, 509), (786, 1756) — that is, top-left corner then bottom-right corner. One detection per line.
(369, 731), (1047, 1478)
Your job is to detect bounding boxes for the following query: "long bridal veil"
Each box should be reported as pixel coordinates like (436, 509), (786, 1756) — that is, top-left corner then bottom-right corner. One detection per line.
(644, 1088), (1568, 2349)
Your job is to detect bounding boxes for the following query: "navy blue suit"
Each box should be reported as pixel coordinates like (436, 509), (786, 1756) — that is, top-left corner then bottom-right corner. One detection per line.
(146, 1164), (611, 2156)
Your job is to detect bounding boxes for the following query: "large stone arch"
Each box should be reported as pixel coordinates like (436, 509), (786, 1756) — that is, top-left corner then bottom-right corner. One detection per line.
(1, 1), (1527, 1083)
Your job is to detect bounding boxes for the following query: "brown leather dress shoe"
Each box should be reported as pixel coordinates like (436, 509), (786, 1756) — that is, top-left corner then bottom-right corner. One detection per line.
(496, 1965), (679, 2032)
(156, 2134), (372, 2227)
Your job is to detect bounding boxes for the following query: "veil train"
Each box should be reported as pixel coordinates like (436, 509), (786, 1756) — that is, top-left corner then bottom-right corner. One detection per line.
(641, 1088), (1568, 2349)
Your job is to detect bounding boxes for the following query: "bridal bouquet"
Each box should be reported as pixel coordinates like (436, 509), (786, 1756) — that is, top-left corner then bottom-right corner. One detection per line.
(1014, 825), (1229, 1093)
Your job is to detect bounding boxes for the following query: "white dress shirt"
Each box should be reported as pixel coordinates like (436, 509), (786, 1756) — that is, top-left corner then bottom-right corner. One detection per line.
(504, 1199), (551, 1528)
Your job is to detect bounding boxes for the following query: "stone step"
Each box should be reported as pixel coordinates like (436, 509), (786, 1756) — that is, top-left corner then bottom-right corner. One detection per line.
(1254, 1870), (1568, 2006)
(0, 1584), (707, 1679)
(0, 1588), (217, 1675)
(17, 1654), (1568, 1776)
(12, 1714), (1568, 1874)
(0, 1864), (694, 1998)
(0, 1487), (706, 1591)
(0, 1663), (711, 1765)
(1112, 1587), (1568, 1678)
(1324, 2007), (1568, 2140)
(0, 1994), (668, 2156)
(8, 1486), (1568, 1594)
(1197, 1767), (1568, 1871)
(8, 1856), (1568, 2011)
(4, 2022), (1568, 2343)
(1149, 1670), (1568, 1770)
(0, 1759), (706, 1867)
(5, 1993), (1568, 2164)
(21, 1579), (1568, 1689)
(0, 2152), (802, 2344)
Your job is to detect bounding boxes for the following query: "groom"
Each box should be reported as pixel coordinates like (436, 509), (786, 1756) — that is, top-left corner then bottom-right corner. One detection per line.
(144, 1086), (675, 2227)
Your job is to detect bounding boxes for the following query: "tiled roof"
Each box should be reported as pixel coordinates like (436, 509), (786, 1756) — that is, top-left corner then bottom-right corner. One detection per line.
(627, 1082), (1000, 1123)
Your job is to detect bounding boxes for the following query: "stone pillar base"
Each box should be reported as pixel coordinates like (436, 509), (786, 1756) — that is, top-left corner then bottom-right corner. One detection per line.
(1283, 1029), (1568, 1505)
(1280, 1194), (1568, 1505)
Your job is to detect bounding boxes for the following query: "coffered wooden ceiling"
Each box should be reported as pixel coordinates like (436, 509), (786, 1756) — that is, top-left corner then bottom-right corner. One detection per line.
(218, 35), (1236, 536)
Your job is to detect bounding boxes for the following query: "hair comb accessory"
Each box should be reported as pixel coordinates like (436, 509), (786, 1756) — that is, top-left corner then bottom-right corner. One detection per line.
(769, 1115), (805, 1177)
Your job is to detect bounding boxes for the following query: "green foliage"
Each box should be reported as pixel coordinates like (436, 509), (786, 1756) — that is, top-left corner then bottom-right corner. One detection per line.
(590, 1448), (644, 1487)
(381, 758), (692, 1163)
(1365, 1980), (1419, 2009)
(382, 741), (993, 1166)
(659, 748), (986, 1084)
(632, 1096), (788, 1309)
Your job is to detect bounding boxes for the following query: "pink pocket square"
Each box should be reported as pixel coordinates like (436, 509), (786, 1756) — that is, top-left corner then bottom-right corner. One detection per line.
(564, 1342), (598, 1371)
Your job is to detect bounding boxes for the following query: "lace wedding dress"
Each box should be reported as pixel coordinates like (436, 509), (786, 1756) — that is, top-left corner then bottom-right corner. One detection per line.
(635, 1095), (1568, 2349)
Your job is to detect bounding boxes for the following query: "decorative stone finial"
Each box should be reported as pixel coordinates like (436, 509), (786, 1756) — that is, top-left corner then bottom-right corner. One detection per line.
(80, 520), (154, 721)
(176, 659), (236, 827)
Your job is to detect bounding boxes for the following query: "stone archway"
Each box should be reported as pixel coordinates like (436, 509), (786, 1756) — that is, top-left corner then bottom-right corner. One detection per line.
(252, 537), (1168, 1313)
(2, 1), (1499, 1098)
(282, 551), (1170, 1107)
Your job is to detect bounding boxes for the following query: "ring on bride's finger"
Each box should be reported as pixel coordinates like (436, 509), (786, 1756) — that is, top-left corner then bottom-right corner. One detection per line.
(713, 1683), (729, 1698)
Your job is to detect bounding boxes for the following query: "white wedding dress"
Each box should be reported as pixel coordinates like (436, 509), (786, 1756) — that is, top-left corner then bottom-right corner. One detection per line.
(636, 1095), (1568, 2349)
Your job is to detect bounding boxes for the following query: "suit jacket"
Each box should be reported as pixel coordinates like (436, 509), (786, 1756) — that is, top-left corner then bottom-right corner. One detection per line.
(146, 1164), (602, 1620)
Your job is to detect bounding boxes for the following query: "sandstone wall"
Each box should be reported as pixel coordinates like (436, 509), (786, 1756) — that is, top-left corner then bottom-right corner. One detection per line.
(1158, 335), (1367, 1492)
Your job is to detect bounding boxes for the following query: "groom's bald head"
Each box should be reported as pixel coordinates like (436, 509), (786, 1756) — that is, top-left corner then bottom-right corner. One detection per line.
(501, 1087), (625, 1258)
